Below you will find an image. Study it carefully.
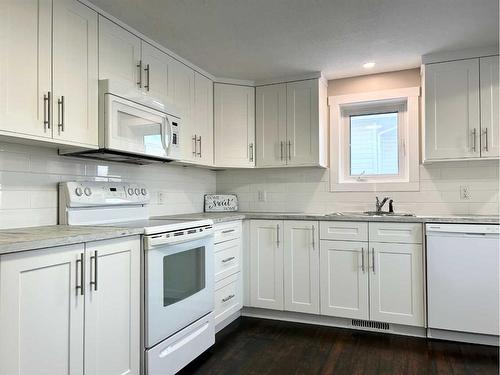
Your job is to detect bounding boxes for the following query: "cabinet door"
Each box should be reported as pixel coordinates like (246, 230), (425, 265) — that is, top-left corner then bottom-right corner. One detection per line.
(0, 0), (52, 138)
(286, 80), (320, 166)
(142, 42), (176, 106)
(0, 244), (85, 375)
(84, 237), (140, 375)
(214, 84), (255, 167)
(98, 16), (141, 88)
(52, 0), (98, 146)
(319, 240), (369, 320)
(369, 243), (424, 326)
(172, 60), (196, 161)
(193, 72), (214, 165)
(249, 220), (284, 310)
(480, 55), (499, 158)
(256, 84), (287, 167)
(424, 59), (480, 160)
(283, 221), (319, 314)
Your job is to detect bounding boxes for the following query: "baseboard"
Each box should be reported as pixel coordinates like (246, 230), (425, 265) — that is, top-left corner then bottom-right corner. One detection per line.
(216, 310), (241, 333)
(242, 307), (426, 338)
(427, 328), (499, 346)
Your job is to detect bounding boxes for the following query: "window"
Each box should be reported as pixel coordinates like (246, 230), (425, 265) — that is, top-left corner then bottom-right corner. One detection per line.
(329, 87), (420, 192)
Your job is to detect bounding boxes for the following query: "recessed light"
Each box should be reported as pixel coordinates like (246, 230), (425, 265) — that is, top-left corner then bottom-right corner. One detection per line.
(363, 62), (375, 69)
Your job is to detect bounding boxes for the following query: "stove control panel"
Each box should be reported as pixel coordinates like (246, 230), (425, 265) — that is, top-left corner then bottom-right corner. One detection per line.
(60, 181), (150, 207)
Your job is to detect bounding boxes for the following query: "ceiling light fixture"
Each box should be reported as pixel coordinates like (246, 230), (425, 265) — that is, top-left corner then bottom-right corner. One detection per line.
(363, 62), (375, 69)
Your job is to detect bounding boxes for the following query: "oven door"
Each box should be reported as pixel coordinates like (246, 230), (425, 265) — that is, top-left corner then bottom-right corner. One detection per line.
(145, 234), (214, 348)
(104, 93), (173, 159)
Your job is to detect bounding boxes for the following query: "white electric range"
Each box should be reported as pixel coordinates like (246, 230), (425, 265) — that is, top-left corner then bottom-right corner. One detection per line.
(59, 181), (215, 375)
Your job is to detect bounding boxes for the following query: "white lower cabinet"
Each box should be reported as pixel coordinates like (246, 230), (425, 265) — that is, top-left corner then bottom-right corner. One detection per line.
(369, 242), (424, 326)
(319, 240), (369, 320)
(0, 236), (141, 375)
(283, 221), (320, 314)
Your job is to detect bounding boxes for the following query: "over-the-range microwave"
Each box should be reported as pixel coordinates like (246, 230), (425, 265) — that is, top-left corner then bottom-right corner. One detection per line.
(60, 79), (181, 164)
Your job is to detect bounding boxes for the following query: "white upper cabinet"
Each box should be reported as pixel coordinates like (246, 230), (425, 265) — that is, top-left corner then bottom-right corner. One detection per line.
(480, 55), (499, 158)
(0, 244), (85, 375)
(283, 221), (320, 314)
(193, 72), (214, 165)
(141, 42), (176, 106)
(52, 0), (98, 146)
(256, 83), (287, 167)
(424, 55), (499, 161)
(0, 0), (52, 139)
(98, 16), (141, 89)
(256, 79), (328, 168)
(214, 84), (255, 167)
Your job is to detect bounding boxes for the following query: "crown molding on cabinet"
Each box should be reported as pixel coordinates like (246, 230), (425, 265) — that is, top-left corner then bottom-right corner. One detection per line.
(77, 0), (216, 81)
(422, 45), (499, 65)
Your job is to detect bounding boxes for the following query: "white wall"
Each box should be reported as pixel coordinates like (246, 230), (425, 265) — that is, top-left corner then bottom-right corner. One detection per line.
(216, 163), (499, 215)
(0, 142), (216, 229)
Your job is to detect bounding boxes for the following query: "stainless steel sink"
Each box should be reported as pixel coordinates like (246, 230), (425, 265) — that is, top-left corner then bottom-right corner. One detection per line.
(327, 211), (415, 217)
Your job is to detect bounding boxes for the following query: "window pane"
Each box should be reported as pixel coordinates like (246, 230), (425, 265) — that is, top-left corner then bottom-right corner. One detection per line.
(350, 112), (399, 176)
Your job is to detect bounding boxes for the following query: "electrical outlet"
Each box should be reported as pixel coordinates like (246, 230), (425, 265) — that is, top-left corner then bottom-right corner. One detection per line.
(258, 191), (267, 202)
(460, 185), (471, 200)
(158, 191), (166, 204)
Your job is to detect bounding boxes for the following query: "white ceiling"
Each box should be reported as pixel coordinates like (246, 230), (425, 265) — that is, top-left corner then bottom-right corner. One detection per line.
(88, 0), (499, 81)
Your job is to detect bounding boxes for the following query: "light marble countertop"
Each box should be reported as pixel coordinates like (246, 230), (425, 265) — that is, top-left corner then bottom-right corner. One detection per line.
(155, 212), (500, 224)
(0, 225), (144, 255)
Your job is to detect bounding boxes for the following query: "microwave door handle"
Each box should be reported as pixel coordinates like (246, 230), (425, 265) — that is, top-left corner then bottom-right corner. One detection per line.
(161, 117), (171, 155)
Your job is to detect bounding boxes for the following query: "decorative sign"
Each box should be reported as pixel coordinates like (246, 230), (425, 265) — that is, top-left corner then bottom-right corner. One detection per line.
(204, 194), (238, 212)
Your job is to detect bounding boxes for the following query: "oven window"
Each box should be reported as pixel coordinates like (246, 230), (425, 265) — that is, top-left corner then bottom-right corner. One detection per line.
(162, 247), (206, 306)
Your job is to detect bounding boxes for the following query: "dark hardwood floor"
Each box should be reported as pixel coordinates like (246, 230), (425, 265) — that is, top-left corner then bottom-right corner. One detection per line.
(179, 317), (499, 375)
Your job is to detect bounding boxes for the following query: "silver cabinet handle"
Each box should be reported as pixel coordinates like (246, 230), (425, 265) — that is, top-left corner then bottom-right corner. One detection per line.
(136, 60), (142, 88)
(311, 225), (315, 250)
(90, 250), (98, 291)
(222, 294), (235, 303)
(483, 128), (489, 152)
(144, 63), (150, 91)
(43, 91), (51, 130)
(371, 248), (375, 273)
(280, 141), (284, 161)
(76, 253), (84, 296)
(249, 143), (254, 162)
(472, 128), (477, 152)
(192, 135), (197, 156)
(288, 140), (292, 160)
(221, 229), (235, 234)
(197, 136), (202, 157)
(276, 224), (280, 247)
(361, 247), (365, 272)
(222, 256), (235, 263)
(57, 96), (65, 132)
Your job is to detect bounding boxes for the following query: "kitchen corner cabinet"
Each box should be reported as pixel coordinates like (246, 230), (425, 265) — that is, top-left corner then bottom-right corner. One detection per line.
(0, 0), (98, 147)
(256, 79), (328, 168)
(214, 84), (256, 167)
(424, 55), (499, 161)
(0, 236), (140, 375)
(249, 220), (320, 313)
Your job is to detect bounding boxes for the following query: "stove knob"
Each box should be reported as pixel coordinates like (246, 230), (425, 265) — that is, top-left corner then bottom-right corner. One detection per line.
(84, 187), (92, 196)
(128, 188), (134, 196)
(141, 188), (147, 195)
(75, 187), (83, 197)
(134, 188), (140, 195)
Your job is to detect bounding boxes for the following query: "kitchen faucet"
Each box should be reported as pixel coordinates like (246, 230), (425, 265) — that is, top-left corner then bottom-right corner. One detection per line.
(375, 196), (390, 213)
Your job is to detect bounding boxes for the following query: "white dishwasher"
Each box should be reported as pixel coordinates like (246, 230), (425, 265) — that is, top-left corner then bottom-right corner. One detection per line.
(426, 223), (499, 345)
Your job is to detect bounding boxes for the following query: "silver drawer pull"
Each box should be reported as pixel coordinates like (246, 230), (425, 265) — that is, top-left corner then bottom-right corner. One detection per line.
(222, 256), (235, 263)
(221, 229), (235, 234)
(222, 294), (235, 303)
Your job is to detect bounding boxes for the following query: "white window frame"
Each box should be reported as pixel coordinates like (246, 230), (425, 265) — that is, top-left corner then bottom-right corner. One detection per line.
(329, 87), (420, 192)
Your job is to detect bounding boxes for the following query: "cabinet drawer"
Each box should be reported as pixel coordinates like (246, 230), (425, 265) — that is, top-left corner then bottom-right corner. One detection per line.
(214, 221), (242, 244)
(214, 239), (241, 281)
(214, 273), (242, 326)
(369, 222), (422, 244)
(320, 221), (368, 242)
